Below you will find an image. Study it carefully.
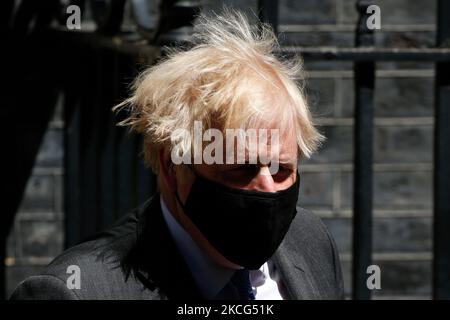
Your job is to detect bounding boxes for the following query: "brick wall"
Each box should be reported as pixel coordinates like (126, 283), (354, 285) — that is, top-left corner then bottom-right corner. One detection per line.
(6, 0), (436, 299)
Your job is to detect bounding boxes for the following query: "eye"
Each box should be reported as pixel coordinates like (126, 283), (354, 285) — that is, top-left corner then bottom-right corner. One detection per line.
(278, 166), (292, 174)
(270, 165), (294, 182)
(239, 164), (259, 175)
(221, 164), (258, 185)
(223, 164), (258, 177)
(269, 164), (290, 174)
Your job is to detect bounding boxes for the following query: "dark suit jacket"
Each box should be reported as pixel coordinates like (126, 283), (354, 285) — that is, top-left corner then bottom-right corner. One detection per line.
(10, 194), (345, 300)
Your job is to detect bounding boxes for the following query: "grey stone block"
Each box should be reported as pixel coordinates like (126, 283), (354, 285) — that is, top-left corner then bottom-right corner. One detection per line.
(304, 125), (353, 164)
(340, 259), (432, 297)
(373, 171), (432, 210)
(297, 171), (334, 210)
(374, 125), (433, 163)
(19, 220), (64, 258)
(339, 78), (354, 118)
(341, 171), (433, 210)
(283, 31), (354, 47)
(322, 216), (432, 254)
(374, 217), (431, 252)
(340, 0), (359, 25)
(341, 76), (434, 118)
(279, 0), (336, 24)
(17, 174), (55, 213)
(305, 78), (335, 118)
(312, 123), (430, 169)
(376, 0), (436, 25)
(373, 259), (432, 296)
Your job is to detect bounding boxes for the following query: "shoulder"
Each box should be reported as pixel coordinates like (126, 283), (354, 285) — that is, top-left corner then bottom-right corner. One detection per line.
(10, 201), (153, 300)
(283, 207), (337, 270)
(286, 207), (334, 248)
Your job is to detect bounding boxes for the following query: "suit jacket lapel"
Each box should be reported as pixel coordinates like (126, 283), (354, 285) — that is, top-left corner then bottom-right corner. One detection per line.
(130, 194), (203, 300)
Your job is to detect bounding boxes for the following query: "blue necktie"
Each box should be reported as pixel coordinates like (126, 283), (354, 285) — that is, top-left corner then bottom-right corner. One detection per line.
(215, 269), (255, 300)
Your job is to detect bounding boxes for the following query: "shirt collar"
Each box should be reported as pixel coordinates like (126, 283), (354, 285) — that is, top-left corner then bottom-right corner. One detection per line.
(160, 197), (235, 299)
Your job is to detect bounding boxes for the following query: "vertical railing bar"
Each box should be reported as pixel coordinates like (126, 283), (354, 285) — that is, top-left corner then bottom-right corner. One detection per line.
(64, 94), (82, 248)
(116, 54), (138, 218)
(433, 0), (450, 300)
(352, 0), (375, 300)
(64, 44), (83, 248)
(79, 47), (102, 238)
(99, 49), (118, 228)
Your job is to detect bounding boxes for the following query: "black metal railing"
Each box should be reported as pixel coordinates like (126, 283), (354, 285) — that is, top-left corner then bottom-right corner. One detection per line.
(1, 0), (449, 300)
(433, 0), (450, 300)
(352, 0), (375, 300)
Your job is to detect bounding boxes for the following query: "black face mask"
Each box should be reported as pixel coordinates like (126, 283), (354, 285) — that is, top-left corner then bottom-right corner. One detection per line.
(175, 167), (300, 270)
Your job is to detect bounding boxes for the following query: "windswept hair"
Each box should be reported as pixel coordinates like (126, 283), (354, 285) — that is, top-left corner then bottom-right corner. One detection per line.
(114, 8), (324, 173)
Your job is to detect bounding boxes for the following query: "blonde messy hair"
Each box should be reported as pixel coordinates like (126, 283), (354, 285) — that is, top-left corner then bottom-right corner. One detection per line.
(114, 9), (324, 174)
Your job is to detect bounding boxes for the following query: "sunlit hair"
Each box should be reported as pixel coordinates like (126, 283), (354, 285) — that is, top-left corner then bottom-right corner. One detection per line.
(114, 8), (324, 174)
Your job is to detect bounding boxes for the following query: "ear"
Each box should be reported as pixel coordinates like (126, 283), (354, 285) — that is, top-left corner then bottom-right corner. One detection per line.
(158, 148), (177, 192)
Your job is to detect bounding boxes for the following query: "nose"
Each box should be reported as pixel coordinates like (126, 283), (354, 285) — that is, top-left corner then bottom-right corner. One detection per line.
(250, 166), (276, 193)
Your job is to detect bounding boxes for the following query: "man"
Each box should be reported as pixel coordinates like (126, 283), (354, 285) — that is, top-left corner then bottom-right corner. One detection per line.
(11, 10), (344, 300)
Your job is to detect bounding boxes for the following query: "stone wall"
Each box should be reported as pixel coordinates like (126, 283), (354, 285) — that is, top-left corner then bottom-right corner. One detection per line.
(6, 97), (64, 297)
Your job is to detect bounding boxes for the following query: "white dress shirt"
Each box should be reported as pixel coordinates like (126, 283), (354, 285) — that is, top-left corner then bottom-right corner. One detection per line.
(160, 197), (283, 300)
